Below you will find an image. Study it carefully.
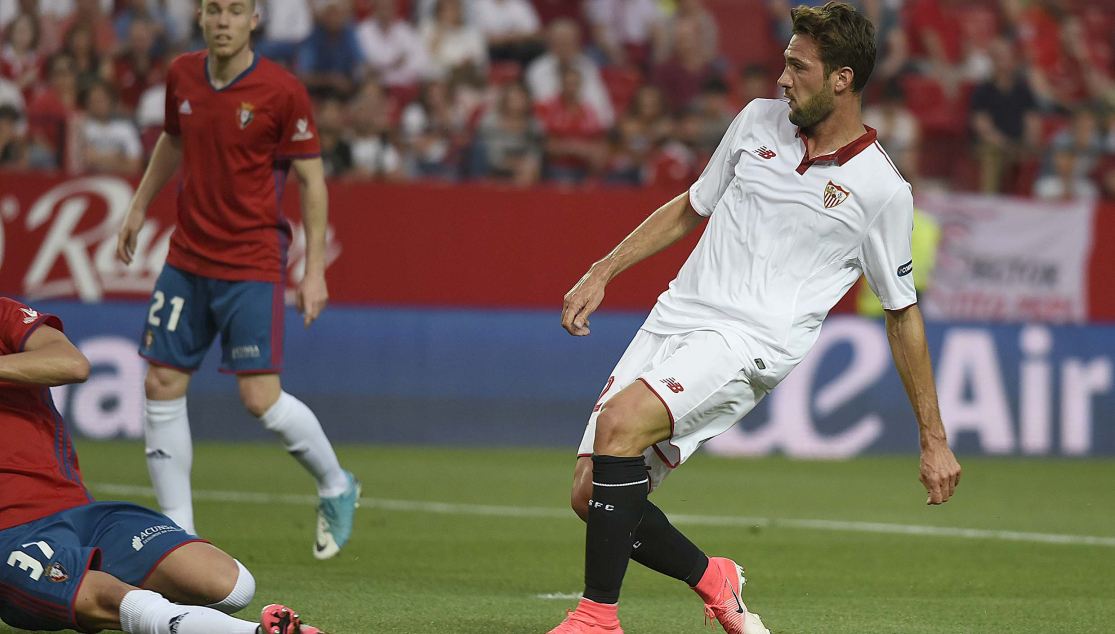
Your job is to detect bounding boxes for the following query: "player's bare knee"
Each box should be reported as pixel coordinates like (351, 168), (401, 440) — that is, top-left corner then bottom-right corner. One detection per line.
(208, 559), (255, 613)
(594, 403), (647, 456)
(144, 366), (188, 401)
(239, 384), (277, 418)
(75, 571), (134, 631)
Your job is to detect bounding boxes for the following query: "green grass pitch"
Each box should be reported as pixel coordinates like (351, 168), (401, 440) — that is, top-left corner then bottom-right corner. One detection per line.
(5, 442), (1114, 634)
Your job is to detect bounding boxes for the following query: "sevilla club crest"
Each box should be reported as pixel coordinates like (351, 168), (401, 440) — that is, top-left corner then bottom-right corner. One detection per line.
(237, 102), (255, 129)
(823, 180), (850, 209)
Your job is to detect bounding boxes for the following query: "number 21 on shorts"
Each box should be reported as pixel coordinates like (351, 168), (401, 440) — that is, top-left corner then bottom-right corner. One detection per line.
(148, 290), (185, 332)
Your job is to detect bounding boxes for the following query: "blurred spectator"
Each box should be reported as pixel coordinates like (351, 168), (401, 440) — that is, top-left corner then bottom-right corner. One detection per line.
(79, 80), (143, 175)
(903, 0), (965, 94)
(420, 0), (487, 79)
(526, 18), (614, 126)
(1043, 106), (1105, 181)
(414, 0), (477, 25)
(970, 38), (1041, 194)
(1, 13), (39, 102)
(532, 0), (590, 33)
(644, 106), (701, 187)
(737, 64), (773, 108)
(652, 16), (721, 114)
(316, 95), (353, 178)
(256, 0), (314, 65)
(57, 0), (116, 55)
(535, 63), (607, 182)
(297, 0), (366, 98)
(356, 0), (429, 88)
(1098, 155), (1115, 201)
(1033, 147), (1100, 201)
(474, 0), (543, 65)
(471, 79), (543, 184)
(605, 84), (672, 184)
(863, 79), (920, 179)
(400, 79), (467, 178)
(0, 103), (25, 168)
(0, 75), (25, 115)
(27, 52), (79, 169)
(695, 77), (733, 153)
(113, 17), (166, 112)
(1018, 0), (1112, 110)
(585, 0), (664, 69)
(112, 0), (170, 54)
(662, 0), (716, 64)
(134, 79), (164, 153)
(62, 20), (112, 93)
(349, 85), (404, 179)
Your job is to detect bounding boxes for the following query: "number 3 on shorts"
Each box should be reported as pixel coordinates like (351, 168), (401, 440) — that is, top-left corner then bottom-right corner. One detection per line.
(148, 290), (186, 332)
(6, 541), (54, 580)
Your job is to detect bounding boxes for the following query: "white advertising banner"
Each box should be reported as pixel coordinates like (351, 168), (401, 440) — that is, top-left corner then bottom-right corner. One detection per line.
(919, 194), (1096, 323)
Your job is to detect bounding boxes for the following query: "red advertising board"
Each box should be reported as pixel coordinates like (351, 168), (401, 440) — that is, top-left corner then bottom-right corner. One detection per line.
(1, 173), (1113, 320)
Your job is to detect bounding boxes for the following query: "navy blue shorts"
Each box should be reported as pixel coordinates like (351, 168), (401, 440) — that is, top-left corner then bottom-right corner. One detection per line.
(138, 264), (286, 374)
(0, 502), (203, 632)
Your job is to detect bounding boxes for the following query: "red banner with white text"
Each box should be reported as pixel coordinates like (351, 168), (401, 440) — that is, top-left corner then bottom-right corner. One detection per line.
(1, 173), (1114, 321)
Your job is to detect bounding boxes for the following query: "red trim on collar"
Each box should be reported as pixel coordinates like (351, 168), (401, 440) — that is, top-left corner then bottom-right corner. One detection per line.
(796, 126), (878, 175)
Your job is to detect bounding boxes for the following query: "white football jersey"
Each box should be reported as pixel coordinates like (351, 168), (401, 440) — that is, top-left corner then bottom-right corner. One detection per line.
(641, 98), (916, 388)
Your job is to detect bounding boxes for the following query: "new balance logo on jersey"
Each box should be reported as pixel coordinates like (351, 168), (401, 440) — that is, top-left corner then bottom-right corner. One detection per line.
(19, 307), (38, 324)
(823, 180), (851, 209)
(753, 146), (776, 160)
(291, 118), (314, 141)
(178, 100), (192, 115)
(660, 377), (684, 393)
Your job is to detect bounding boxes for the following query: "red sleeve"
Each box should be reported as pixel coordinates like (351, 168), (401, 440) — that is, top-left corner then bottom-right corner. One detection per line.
(164, 60), (180, 136)
(0, 299), (64, 354)
(275, 83), (321, 159)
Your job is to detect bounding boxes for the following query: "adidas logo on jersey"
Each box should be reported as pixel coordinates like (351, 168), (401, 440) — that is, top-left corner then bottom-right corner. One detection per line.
(179, 100), (192, 115)
(19, 307), (38, 324)
(291, 118), (314, 141)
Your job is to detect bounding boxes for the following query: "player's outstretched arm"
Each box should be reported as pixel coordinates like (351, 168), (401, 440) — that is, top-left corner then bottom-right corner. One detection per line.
(561, 190), (706, 336)
(117, 132), (184, 265)
(0, 324), (89, 386)
(884, 304), (962, 505)
(292, 157), (329, 328)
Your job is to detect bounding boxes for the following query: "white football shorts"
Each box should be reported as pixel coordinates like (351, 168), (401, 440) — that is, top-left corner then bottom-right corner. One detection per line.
(577, 328), (769, 491)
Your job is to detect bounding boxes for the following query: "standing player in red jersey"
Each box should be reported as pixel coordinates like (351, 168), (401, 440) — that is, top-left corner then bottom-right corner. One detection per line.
(115, 0), (359, 560)
(0, 297), (326, 634)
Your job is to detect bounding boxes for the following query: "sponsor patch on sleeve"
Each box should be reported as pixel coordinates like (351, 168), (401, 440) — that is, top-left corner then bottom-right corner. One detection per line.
(897, 260), (913, 277)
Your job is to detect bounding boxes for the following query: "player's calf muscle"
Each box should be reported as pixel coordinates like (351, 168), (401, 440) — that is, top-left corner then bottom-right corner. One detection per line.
(74, 571), (134, 631)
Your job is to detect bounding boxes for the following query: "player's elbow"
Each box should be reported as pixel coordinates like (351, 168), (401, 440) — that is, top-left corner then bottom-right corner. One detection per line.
(66, 351), (90, 384)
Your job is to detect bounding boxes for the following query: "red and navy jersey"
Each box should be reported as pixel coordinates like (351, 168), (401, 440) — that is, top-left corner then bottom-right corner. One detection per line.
(164, 51), (321, 283)
(0, 299), (91, 531)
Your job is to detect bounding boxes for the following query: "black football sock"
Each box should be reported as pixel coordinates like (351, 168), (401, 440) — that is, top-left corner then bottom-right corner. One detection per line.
(583, 455), (650, 605)
(630, 501), (709, 586)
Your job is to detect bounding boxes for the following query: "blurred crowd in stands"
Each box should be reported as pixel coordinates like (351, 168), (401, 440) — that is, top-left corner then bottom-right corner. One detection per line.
(2, 0), (1115, 199)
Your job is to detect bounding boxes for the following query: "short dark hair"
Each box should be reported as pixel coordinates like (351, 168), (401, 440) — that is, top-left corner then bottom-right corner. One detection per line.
(790, 2), (876, 93)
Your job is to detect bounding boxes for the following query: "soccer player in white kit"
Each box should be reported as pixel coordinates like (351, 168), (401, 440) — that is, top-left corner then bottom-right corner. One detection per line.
(546, 4), (963, 634)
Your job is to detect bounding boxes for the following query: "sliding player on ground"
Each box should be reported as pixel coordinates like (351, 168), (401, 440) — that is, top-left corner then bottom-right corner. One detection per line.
(115, 0), (358, 559)
(549, 3), (962, 633)
(0, 298), (324, 634)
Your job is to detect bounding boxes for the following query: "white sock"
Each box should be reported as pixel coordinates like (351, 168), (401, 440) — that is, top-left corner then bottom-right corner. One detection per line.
(206, 560), (255, 614)
(118, 589), (257, 634)
(259, 391), (349, 498)
(145, 397), (196, 534)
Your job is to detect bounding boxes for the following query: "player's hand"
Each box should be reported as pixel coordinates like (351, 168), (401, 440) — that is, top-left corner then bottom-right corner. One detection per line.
(562, 268), (607, 336)
(297, 271), (329, 328)
(919, 442), (961, 505)
(116, 207), (146, 265)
